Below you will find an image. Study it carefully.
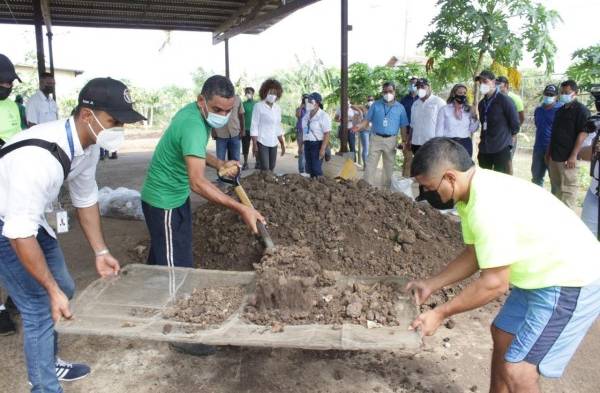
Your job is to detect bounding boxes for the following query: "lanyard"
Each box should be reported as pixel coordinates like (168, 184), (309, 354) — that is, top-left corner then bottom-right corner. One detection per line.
(482, 89), (499, 122)
(383, 102), (395, 118)
(64, 119), (75, 159)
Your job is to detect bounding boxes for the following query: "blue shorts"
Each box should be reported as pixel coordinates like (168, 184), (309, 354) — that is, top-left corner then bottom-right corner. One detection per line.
(493, 281), (600, 378)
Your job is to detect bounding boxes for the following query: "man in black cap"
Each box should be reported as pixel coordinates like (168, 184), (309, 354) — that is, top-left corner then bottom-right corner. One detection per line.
(475, 70), (520, 174)
(0, 77), (145, 392)
(0, 53), (23, 337)
(496, 76), (525, 175)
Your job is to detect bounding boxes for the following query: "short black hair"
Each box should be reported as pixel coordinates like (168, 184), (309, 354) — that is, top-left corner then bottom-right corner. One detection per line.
(560, 80), (578, 93)
(411, 137), (475, 177)
(244, 87), (255, 94)
(382, 81), (395, 91)
(201, 75), (235, 100)
(258, 78), (283, 100)
(40, 72), (53, 79)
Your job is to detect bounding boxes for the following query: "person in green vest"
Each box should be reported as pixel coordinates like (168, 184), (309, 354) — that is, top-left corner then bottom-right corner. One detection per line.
(0, 53), (22, 336)
(0, 54), (22, 146)
(15, 95), (27, 130)
(241, 86), (256, 170)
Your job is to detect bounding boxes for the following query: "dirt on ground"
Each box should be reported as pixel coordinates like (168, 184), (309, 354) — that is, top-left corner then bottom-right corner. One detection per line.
(194, 172), (465, 310)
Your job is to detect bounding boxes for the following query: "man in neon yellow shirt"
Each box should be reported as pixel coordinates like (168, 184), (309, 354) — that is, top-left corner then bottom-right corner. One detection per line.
(407, 137), (600, 392)
(0, 53), (22, 145)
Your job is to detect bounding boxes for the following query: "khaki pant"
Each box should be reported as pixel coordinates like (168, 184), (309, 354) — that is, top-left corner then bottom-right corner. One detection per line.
(548, 159), (580, 210)
(364, 134), (397, 188)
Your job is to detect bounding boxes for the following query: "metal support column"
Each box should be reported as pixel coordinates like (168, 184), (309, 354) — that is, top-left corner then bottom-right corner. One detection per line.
(340, 0), (349, 153)
(47, 31), (55, 99)
(33, 0), (46, 80)
(225, 39), (230, 79)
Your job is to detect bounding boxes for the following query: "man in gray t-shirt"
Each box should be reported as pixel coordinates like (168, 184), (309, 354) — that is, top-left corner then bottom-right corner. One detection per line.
(213, 95), (245, 161)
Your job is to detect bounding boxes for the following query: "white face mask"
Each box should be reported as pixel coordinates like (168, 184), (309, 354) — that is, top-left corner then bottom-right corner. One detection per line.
(480, 83), (492, 95)
(88, 111), (125, 152)
(306, 102), (315, 112)
(417, 88), (428, 98)
(266, 94), (277, 104)
(383, 93), (395, 102)
(245, 94), (253, 100)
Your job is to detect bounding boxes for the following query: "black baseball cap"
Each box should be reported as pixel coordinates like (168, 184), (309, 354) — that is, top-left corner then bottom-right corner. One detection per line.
(415, 78), (430, 87)
(78, 77), (146, 123)
(475, 70), (496, 82)
(495, 76), (509, 85)
(0, 54), (22, 83)
(308, 92), (322, 103)
(543, 84), (558, 96)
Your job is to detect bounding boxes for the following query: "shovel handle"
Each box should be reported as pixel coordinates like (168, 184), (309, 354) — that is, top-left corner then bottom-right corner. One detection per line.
(233, 186), (275, 251)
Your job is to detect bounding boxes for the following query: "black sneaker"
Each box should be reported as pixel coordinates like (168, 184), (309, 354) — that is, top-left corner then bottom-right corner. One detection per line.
(0, 309), (16, 336)
(55, 358), (91, 381)
(5, 296), (19, 315)
(169, 343), (217, 357)
(109, 152), (118, 159)
(242, 162), (249, 171)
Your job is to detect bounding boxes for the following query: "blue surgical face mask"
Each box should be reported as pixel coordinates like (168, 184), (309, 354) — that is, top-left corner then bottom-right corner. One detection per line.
(559, 93), (574, 104)
(543, 96), (555, 105)
(409, 84), (416, 93)
(202, 100), (230, 128)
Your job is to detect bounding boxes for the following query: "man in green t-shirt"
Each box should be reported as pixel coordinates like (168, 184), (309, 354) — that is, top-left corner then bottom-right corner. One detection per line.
(141, 75), (264, 271)
(0, 54), (22, 146)
(241, 87), (256, 170)
(407, 138), (600, 392)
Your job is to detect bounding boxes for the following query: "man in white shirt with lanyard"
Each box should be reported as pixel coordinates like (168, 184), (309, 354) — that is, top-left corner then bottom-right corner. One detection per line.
(0, 77), (145, 392)
(26, 72), (59, 127)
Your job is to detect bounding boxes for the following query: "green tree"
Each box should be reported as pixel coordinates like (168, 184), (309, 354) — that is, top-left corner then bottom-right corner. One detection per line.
(420, 0), (561, 86)
(191, 66), (213, 95)
(566, 44), (600, 94)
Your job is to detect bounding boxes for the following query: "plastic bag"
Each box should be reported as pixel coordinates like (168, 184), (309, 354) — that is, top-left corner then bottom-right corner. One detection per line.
(98, 187), (144, 221)
(390, 174), (417, 200)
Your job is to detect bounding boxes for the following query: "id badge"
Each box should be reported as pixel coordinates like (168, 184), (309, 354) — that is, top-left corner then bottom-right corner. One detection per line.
(483, 121), (487, 131)
(382, 118), (389, 128)
(56, 210), (69, 234)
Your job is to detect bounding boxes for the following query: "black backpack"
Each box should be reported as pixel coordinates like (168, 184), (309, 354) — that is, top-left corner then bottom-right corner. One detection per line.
(0, 138), (71, 180)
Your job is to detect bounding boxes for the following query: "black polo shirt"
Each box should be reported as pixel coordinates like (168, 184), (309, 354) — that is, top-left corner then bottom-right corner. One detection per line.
(478, 90), (520, 154)
(549, 100), (591, 162)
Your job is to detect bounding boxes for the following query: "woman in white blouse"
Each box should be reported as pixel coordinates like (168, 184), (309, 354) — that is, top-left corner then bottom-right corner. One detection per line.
(250, 79), (286, 171)
(435, 83), (479, 157)
(301, 92), (331, 177)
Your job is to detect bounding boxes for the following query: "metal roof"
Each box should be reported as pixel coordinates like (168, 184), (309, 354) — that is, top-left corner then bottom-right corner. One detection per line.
(0, 0), (319, 44)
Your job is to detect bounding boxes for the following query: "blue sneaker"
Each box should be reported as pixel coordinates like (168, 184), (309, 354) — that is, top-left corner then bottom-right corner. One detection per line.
(55, 358), (91, 381)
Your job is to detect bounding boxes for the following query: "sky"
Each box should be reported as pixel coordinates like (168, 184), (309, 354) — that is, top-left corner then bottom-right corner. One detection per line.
(0, 0), (597, 91)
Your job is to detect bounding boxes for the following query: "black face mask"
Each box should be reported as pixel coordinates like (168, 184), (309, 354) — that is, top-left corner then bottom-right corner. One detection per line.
(416, 178), (455, 210)
(454, 95), (467, 104)
(0, 86), (11, 100)
(42, 86), (53, 95)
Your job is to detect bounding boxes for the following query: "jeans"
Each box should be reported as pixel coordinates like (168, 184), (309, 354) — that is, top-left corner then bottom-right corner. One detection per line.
(0, 220), (75, 393)
(216, 136), (241, 162)
(297, 132), (305, 173)
(358, 131), (369, 166)
(531, 149), (549, 187)
(258, 142), (278, 171)
(304, 140), (323, 177)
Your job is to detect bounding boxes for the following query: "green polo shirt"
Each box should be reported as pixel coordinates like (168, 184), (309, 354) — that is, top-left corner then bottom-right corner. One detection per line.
(141, 102), (210, 209)
(0, 99), (22, 141)
(242, 99), (256, 132)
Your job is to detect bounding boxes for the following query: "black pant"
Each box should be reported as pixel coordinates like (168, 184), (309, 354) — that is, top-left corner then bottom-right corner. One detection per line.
(411, 144), (421, 155)
(141, 198), (193, 268)
(258, 142), (278, 171)
(478, 146), (511, 174)
(452, 137), (473, 157)
(241, 134), (251, 157)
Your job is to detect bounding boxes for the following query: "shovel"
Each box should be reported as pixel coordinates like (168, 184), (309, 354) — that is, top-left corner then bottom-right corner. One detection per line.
(217, 167), (275, 251)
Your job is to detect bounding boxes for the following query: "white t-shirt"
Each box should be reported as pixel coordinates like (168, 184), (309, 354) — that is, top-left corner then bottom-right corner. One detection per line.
(26, 90), (59, 125)
(335, 107), (356, 129)
(302, 109), (331, 142)
(435, 104), (480, 139)
(410, 95), (446, 146)
(250, 101), (283, 147)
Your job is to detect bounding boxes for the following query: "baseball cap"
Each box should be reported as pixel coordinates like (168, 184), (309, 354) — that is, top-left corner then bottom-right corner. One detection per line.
(543, 84), (558, 96)
(308, 92), (322, 103)
(0, 54), (22, 83)
(475, 70), (496, 82)
(78, 77), (146, 123)
(415, 78), (429, 88)
(495, 76), (509, 85)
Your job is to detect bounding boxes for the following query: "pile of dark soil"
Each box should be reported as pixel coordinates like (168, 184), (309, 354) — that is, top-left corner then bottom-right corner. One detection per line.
(163, 287), (244, 328)
(244, 246), (409, 327)
(194, 172), (464, 308)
